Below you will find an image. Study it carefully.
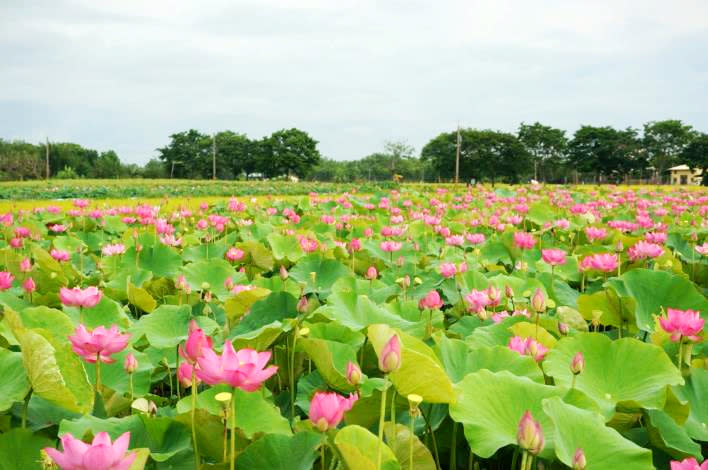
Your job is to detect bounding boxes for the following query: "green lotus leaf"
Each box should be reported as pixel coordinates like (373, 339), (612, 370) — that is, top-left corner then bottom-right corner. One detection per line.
(315, 291), (419, 333)
(606, 269), (708, 331)
(127, 280), (157, 313)
(181, 258), (237, 298)
(290, 254), (353, 298)
(543, 333), (683, 419)
(672, 368), (708, 442)
(334, 425), (400, 470)
(236, 431), (321, 470)
(449, 369), (563, 459)
(267, 232), (304, 263)
(542, 396), (654, 470)
(368, 324), (455, 403)
(0, 428), (53, 470)
(230, 291), (298, 336)
(644, 409), (703, 460)
(237, 240), (275, 271)
(383, 423), (436, 470)
(131, 304), (191, 349)
(0, 348), (30, 412)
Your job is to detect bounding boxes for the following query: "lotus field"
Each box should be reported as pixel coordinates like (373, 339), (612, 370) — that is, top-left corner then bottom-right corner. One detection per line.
(1, 184), (707, 470)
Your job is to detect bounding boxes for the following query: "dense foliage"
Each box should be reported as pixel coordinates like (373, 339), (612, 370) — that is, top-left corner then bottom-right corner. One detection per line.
(0, 183), (705, 469)
(2, 119), (706, 184)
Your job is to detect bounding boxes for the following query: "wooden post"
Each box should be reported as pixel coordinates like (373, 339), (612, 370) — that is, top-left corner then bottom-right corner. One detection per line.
(212, 134), (217, 180)
(455, 124), (461, 185)
(45, 137), (50, 180)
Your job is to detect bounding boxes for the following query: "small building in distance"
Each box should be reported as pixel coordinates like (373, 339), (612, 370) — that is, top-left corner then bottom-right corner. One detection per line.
(668, 165), (703, 185)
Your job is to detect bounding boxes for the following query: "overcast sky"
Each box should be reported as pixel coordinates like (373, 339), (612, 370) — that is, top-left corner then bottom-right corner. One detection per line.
(1, 0), (707, 164)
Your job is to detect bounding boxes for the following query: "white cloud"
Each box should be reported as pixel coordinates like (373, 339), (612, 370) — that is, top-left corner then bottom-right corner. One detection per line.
(1, 0), (707, 163)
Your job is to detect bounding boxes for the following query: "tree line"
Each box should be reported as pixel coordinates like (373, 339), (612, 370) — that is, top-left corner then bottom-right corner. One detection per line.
(1, 120), (706, 184)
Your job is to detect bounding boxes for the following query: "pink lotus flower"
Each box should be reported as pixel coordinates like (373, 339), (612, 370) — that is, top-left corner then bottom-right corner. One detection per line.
(439, 263), (457, 278)
(644, 232), (667, 244)
(101, 243), (126, 257)
(0, 271), (14, 291)
(69, 324), (131, 364)
(179, 321), (213, 364)
(19, 257), (32, 272)
(670, 458), (708, 470)
(309, 391), (359, 431)
(486, 285), (502, 307)
(507, 336), (548, 362)
(196, 341), (278, 391)
(59, 286), (103, 308)
(346, 361), (362, 386)
(365, 266), (378, 280)
(466, 233), (486, 245)
(573, 448), (587, 470)
(627, 241), (663, 261)
(299, 237), (319, 253)
(517, 410), (544, 455)
(378, 334), (402, 373)
(513, 232), (536, 250)
(659, 308), (704, 342)
(49, 224), (68, 233)
(584, 227), (607, 242)
(225, 247), (245, 262)
(465, 289), (490, 314)
(695, 243), (708, 256)
(541, 249), (566, 266)
(380, 241), (403, 252)
(123, 353), (138, 374)
(178, 362), (200, 388)
(44, 431), (136, 470)
(445, 235), (465, 246)
(581, 253), (618, 273)
(51, 249), (71, 262)
(22, 277), (36, 294)
(531, 288), (546, 313)
(419, 290), (443, 310)
(570, 352), (584, 375)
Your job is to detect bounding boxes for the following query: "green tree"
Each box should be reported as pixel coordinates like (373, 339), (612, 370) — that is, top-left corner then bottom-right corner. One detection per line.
(49, 143), (98, 177)
(91, 150), (123, 178)
(261, 128), (321, 178)
(517, 122), (568, 182)
(0, 139), (43, 180)
(156, 129), (211, 178)
(568, 126), (643, 182)
(142, 158), (168, 178)
(680, 133), (708, 185)
(643, 120), (696, 182)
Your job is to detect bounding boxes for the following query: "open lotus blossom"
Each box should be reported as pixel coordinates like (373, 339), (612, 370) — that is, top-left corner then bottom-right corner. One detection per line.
(44, 431), (136, 470)
(465, 289), (490, 314)
(380, 240), (403, 252)
(659, 308), (704, 342)
(419, 290), (443, 310)
(584, 227), (607, 242)
(507, 336), (548, 362)
(299, 237), (319, 252)
(541, 249), (566, 266)
(51, 248), (71, 262)
(695, 243), (708, 256)
(69, 324), (131, 364)
(517, 410), (545, 455)
(670, 457), (708, 470)
(196, 341), (278, 391)
(101, 243), (126, 256)
(309, 391), (359, 432)
(627, 241), (663, 261)
(0, 271), (14, 290)
(59, 286), (103, 308)
(439, 262), (457, 278)
(225, 247), (245, 262)
(513, 232), (536, 250)
(580, 253), (618, 273)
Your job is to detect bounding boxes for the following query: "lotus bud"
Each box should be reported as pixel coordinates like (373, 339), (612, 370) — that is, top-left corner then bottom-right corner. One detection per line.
(379, 334), (402, 373)
(280, 265), (289, 280)
(570, 352), (584, 375)
(22, 277), (36, 294)
(123, 352), (138, 374)
(297, 296), (309, 313)
(615, 240), (623, 252)
(531, 288), (546, 313)
(517, 410), (545, 455)
(346, 361), (362, 387)
(224, 277), (234, 290)
(19, 257), (32, 273)
(572, 448), (586, 470)
(505, 285), (514, 299)
(366, 266), (378, 280)
(690, 232), (698, 242)
(558, 322), (570, 336)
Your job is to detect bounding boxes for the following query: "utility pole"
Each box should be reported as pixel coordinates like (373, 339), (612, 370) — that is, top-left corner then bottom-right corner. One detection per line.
(455, 123), (461, 184)
(45, 137), (50, 180)
(212, 133), (217, 180)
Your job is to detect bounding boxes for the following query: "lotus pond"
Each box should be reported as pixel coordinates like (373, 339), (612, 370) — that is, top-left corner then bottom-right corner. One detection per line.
(0, 184), (706, 470)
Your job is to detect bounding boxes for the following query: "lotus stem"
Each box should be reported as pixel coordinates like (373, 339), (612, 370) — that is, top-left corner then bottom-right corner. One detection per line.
(450, 422), (457, 470)
(290, 329), (298, 423)
(128, 373), (134, 403)
(677, 338), (684, 375)
(520, 450), (528, 470)
(320, 438), (326, 470)
(230, 387), (237, 470)
(95, 354), (101, 393)
(390, 389), (397, 432)
(376, 375), (389, 469)
(409, 414), (414, 470)
(191, 370), (200, 469)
